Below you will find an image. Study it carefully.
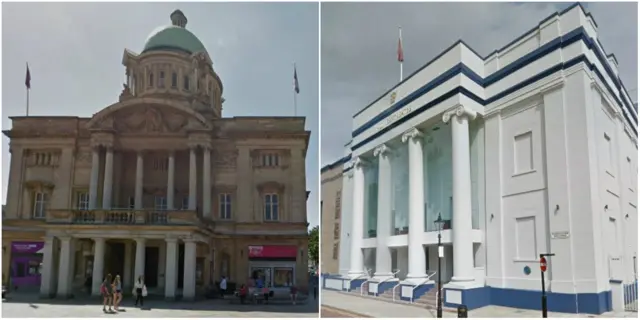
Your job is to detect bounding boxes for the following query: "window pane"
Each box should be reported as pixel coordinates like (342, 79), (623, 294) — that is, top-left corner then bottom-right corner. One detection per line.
(272, 204), (279, 220)
(225, 203), (231, 218)
(265, 204), (271, 220)
(272, 195), (278, 205)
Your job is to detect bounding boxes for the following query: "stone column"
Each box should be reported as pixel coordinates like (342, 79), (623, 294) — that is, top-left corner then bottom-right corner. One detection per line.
(402, 128), (428, 281)
(135, 151), (144, 210)
(91, 238), (106, 296)
(164, 238), (178, 300)
(167, 151), (175, 210)
(188, 146), (197, 211)
(124, 241), (133, 290)
(202, 147), (212, 218)
(89, 147), (100, 209)
(56, 237), (73, 298)
(442, 105), (476, 284)
(134, 238), (146, 281)
(183, 240), (197, 300)
(373, 144), (393, 278)
(39, 236), (56, 298)
(348, 158), (366, 277)
(102, 147), (114, 209)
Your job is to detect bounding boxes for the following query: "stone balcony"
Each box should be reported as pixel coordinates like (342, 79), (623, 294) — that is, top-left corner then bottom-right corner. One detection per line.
(46, 208), (208, 227)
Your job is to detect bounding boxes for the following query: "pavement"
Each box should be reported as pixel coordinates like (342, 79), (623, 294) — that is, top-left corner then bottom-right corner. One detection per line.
(321, 289), (639, 318)
(2, 293), (319, 318)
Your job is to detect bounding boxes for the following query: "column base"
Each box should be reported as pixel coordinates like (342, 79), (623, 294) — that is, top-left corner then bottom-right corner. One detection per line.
(347, 270), (366, 279)
(39, 292), (56, 299)
(182, 295), (195, 302)
(401, 275), (430, 285)
(164, 295), (177, 302)
(373, 272), (394, 280)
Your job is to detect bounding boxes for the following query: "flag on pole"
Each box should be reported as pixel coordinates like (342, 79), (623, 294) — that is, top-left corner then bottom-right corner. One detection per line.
(397, 28), (404, 62)
(293, 65), (300, 94)
(25, 63), (31, 89)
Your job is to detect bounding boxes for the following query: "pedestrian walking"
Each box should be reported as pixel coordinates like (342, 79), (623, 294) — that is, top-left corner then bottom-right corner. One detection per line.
(101, 274), (114, 313)
(220, 276), (227, 298)
(133, 275), (146, 307)
(113, 275), (123, 311)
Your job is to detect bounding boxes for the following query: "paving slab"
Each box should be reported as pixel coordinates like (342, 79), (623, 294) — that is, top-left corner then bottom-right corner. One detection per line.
(321, 289), (638, 318)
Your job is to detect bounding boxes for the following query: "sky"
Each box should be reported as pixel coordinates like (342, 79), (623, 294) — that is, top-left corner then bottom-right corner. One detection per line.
(320, 2), (638, 166)
(1, 2), (320, 227)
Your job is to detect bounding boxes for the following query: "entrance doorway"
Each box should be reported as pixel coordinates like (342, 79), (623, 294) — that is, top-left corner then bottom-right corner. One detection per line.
(145, 247), (159, 288)
(106, 242), (125, 279)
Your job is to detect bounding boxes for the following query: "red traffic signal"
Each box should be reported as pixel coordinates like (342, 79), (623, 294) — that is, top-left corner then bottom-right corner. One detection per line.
(540, 257), (547, 272)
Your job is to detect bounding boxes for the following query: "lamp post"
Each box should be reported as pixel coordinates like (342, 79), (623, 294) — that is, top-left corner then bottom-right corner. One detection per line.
(434, 213), (445, 318)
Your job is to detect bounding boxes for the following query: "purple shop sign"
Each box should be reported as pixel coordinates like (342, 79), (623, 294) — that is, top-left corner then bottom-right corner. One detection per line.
(11, 241), (44, 254)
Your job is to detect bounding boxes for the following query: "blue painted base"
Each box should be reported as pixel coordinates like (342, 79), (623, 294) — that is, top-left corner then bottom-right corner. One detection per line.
(370, 281), (398, 295)
(399, 283), (434, 302)
(442, 286), (612, 315)
(349, 279), (366, 292)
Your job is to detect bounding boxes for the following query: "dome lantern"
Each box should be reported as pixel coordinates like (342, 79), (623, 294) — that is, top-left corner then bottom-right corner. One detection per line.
(170, 10), (187, 28)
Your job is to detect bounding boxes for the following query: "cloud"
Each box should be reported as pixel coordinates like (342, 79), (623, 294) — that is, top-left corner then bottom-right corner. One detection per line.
(321, 2), (638, 165)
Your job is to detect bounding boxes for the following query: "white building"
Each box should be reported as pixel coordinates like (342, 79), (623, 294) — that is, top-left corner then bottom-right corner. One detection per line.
(323, 3), (638, 314)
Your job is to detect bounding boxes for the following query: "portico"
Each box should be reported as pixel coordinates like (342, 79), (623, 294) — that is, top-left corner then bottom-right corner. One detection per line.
(346, 103), (484, 289)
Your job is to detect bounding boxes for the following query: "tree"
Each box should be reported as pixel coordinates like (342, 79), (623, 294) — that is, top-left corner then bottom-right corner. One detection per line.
(308, 225), (319, 266)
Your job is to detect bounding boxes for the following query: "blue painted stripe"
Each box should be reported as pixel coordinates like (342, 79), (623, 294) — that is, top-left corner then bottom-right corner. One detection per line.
(351, 53), (637, 153)
(352, 26), (636, 142)
(321, 154), (352, 173)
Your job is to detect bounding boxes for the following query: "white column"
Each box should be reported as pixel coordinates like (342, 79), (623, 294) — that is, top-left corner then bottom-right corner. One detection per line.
(202, 147), (212, 218)
(102, 147), (114, 209)
(373, 144), (393, 278)
(134, 238), (146, 281)
(164, 238), (178, 300)
(135, 151), (144, 209)
(348, 158), (366, 278)
(167, 151), (175, 210)
(124, 241), (133, 290)
(56, 237), (73, 298)
(183, 240), (197, 300)
(443, 106), (476, 284)
(88, 147), (100, 209)
(188, 146), (197, 210)
(91, 238), (106, 296)
(39, 236), (56, 298)
(402, 128), (428, 281)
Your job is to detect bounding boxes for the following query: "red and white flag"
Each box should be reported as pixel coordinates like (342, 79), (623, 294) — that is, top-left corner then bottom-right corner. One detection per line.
(397, 27), (404, 62)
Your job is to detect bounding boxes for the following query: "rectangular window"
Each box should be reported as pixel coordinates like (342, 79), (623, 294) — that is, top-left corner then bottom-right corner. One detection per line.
(32, 192), (48, 218)
(184, 76), (190, 91)
(171, 73), (177, 88)
(264, 194), (279, 221)
(158, 71), (165, 88)
(76, 192), (89, 210)
(219, 193), (232, 219)
(154, 196), (167, 211)
(261, 153), (280, 167)
(148, 72), (154, 87)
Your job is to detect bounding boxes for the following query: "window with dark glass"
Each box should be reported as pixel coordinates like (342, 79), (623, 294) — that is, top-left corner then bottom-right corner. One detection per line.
(148, 72), (154, 87)
(171, 73), (177, 88)
(264, 194), (279, 221)
(158, 71), (165, 88)
(184, 76), (190, 90)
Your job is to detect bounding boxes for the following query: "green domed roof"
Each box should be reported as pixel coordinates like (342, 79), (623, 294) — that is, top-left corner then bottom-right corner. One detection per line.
(142, 10), (207, 55)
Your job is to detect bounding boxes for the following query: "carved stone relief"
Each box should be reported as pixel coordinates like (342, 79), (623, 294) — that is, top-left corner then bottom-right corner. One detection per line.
(112, 106), (190, 134)
(214, 149), (238, 169)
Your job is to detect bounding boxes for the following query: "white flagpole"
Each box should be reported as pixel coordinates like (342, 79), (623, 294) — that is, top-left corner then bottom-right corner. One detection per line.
(399, 26), (403, 82)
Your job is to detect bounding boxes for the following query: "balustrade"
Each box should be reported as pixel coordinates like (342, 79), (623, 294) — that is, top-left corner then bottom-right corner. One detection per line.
(46, 209), (203, 226)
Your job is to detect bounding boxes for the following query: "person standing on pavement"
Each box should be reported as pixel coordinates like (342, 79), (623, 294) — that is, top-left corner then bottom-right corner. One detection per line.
(101, 274), (114, 313)
(220, 276), (227, 298)
(113, 275), (123, 311)
(133, 275), (146, 307)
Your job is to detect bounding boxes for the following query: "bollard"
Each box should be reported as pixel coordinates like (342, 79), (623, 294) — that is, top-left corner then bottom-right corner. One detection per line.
(457, 305), (468, 318)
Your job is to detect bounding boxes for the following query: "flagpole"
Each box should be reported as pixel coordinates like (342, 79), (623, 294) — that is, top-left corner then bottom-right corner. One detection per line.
(26, 87), (30, 117)
(293, 62), (298, 116)
(399, 26), (403, 82)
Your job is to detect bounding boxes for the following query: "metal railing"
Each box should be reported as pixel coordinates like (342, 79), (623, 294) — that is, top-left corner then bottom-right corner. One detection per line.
(375, 269), (400, 297)
(410, 271), (437, 303)
(625, 280), (638, 312)
(359, 269), (374, 296)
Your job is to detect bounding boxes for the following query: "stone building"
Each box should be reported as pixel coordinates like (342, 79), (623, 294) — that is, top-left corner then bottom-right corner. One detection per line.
(2, 10), (310, 300)
(320, 161), (343, 275)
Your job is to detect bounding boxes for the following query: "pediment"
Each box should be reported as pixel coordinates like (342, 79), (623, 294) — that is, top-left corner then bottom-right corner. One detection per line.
(87, 98), (213, 135)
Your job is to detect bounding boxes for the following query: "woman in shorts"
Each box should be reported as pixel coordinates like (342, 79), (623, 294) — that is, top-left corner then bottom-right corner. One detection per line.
(113, 275), (122, 311)
(101, 274), (114, 313)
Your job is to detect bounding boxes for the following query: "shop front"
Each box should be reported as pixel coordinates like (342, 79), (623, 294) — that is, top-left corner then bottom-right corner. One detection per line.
(10, 241), (44, 289)
(247, 245), (298, 289)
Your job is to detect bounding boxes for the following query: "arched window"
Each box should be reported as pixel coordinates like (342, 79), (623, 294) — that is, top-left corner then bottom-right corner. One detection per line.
(158, 71), (165, 88)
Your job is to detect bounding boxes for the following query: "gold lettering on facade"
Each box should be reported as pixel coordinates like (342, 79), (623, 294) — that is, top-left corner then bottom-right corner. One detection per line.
(375, 107), (412, 131)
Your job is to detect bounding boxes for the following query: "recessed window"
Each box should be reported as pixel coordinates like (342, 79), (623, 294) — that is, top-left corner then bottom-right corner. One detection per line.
(182, 197), (189, 210)
(171, 73), (177, 88)
(34, 152), (53, 166)
(154, 196), (167, 211)
(261, 153), (279, 167)
(513, 131), (533, 174)
(219, 193), (232, 219)
(76, 192), (89, 210)
(32, 192), (49, 219)
(264, 194), (279, 221)
(158, 71), (165, 88)
(184, 76), (190, 91)
(148, 72), (154, 87)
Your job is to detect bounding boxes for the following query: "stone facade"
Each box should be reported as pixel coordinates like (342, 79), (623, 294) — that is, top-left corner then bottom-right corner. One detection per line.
(2, 10), (310, 300)
(320, 164), (343, 275)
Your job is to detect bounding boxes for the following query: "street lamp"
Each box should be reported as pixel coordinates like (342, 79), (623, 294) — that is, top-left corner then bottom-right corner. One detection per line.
(434, 213), (445, 318)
